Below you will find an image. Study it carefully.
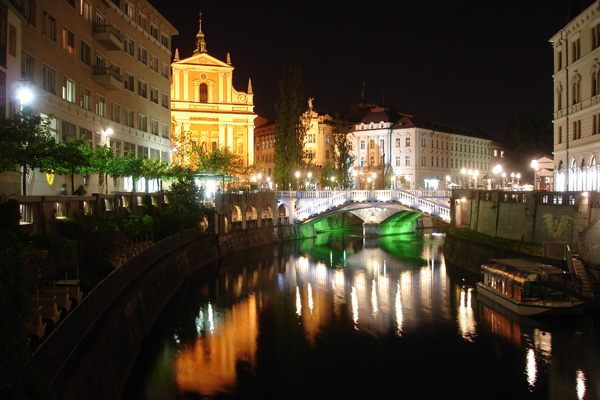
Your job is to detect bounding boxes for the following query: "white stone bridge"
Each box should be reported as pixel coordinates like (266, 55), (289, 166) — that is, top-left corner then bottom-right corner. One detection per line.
(276, 189), (451, 225)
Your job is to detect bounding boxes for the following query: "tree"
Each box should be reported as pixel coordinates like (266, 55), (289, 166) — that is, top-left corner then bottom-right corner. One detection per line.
(121, 152), (145, 192)
(274, 59), (306, 189)
(140, 158), (169, 192)
(382, 163), (393, 189)
(320, 161), (336, 189)
(0, 110), (57, 195)
(50, 138), (92, 193)
(191, 144), (244, 176)
(330, 114), (354, 189)
(84, 145), (116, 194)
(504, 112), (553, 183)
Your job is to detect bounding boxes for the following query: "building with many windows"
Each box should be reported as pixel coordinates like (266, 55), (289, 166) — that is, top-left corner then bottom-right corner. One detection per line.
(349, 106), (492, 190)
(551, 1), (600, 192)
(170, 13), (255, 169)
(1, 0), (177, 195)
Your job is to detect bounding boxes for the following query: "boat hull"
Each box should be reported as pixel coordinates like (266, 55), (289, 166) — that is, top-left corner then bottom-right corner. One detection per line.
(476, 282), (586, 317)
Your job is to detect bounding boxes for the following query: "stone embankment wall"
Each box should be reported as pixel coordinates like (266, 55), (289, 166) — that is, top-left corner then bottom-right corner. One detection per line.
(443, 230), (545, 275)
(31, 225), (293, 400)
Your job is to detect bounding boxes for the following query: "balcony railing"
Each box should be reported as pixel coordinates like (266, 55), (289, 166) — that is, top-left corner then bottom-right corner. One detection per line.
(93, 23), (123, 50)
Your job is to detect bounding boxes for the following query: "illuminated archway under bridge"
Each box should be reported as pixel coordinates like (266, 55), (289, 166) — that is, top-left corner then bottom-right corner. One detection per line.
(299, 202), (434, 236)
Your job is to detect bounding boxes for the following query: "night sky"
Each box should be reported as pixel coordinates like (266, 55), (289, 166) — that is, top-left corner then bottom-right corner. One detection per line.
(150, 0), (595, 142)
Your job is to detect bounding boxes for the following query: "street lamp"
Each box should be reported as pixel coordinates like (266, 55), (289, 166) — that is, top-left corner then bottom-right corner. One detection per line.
(101, 127), (113, 145)
(18, 86), (34, 107)
(330, 176), (335, 190)
(445, 175), (451, 189)
(501, 172), (506, 189)
(531, 160), (539, 190)
(492, 165), (502, 189)
(461, 168), (467, 188)
(473, 170), (479, 189)
(516, 173), (521, 189)
(307, 172), (312, 190)
(257, 172), (262, 190)
(295, 170), (300, 190)
(371, 172), (376, 190)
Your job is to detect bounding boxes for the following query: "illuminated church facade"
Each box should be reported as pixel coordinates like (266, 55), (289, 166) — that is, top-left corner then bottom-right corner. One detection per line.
(170, 13), (256, 169)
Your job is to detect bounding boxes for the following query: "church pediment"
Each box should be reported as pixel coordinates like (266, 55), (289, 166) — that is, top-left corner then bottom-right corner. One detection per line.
(175, 52), (232, 69)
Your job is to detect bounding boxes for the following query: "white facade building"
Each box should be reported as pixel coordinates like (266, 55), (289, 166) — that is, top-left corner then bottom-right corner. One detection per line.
(349, 107), (491, 190)
(551, 1), (600, 192)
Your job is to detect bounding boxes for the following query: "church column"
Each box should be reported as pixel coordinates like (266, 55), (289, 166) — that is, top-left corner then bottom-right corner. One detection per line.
(227, 124), (233, 150)
(183, 70), (189, 100)
(174, 69), (180, 99)
(248, 122), (255, 168)
(226, 72), (232, 103)
(218, 72), (224, 103)
(194, 81), (199, 102)
(219, 124), (225, 148)
(208, 81), (214, 103)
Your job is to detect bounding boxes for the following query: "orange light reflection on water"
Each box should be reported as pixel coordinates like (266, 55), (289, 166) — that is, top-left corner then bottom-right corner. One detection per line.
(174, 296), (258, 397)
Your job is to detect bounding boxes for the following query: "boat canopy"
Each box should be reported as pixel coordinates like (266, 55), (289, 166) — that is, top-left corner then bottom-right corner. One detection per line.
(480, 259), (581, 301)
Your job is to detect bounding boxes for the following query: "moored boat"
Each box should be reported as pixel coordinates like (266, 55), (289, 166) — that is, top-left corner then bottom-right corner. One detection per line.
(476, 259), (587, 317)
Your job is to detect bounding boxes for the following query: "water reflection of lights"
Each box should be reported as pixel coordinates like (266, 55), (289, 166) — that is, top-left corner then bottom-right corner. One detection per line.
(195, 309), (204, 335)
(533, 329), (551, 360)
(576, 369), (586, 400)
(208, 303), (214, 334)
(308, 283), (314, 314)
(395, 281), (403, 336)
(371, 279), (378, 316)
(526, 348), (536, 387)
(457, 288), (476, 342)
(355, 272), (366, 293)
(296, 286), (302, 317)
(351, 286), (359, 327)
(316, 262), (328, 287)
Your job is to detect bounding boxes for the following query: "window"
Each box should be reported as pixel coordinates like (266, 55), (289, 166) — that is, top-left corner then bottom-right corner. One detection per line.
(22, 52), (35, 82)
(360, 140), (365, 150)
(138, 79), (147, 98)
(42, 10), (57, 42)
(125, 2), (135, 19)
(421, 155), (426, 166)
(124, 71), (134, 91)
(80, 0), (92, 22)
(80, 40), (91, 66)
(161, 123), (170, 138)
(379, 138), (384, 149)
(405, 137), (410, 147)
(95, 52), (105, 69)
(96, 94), (106, 116)
(557, 50), (562, 71)
(138, 113), (147, 131)
(150, 118), (158, 135)
(42, 64), (57, 94)
(79, 127), (93, 147)
(395, 137), (401, 148)
(558, 126), (562, 144)
(124, 141), (135, 155)
(405, 155), (410, 166)
(161, 92), (169, 109)
(161, 62), (169, 79)
(369, 140), (374, 149)
(150, 86), (158, 104)
(124, 36), (134, 57)
(62, 27), (75, 55)
(161, 33), (169, 49)
(137, 44), (147, 64)
(421, 137), (426, 147)
(594, 25), (600, 50)
(572, 78), (581, 104)
(110, 102), (120, 123)
(8, 25), (15, 56)
(150, 24), (159, 40)
(137, 12), (147, 30)
(573, 120), (581, 140)
(395, 155), (401, 166)
(80, 86), (91, 110)
(199, 83), (207, 102)
(61, 121), (76, 143)
(307, 133), (315, 143)
(572, 38), (581, 62)
(124, 108), (134, 127)
(95, 12), (105, 27)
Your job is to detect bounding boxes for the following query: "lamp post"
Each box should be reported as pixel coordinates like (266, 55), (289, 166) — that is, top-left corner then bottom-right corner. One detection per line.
(257, 172), (262, 190)
(516, 173), (521, 190)
(510, 172), (515, 190)
(531, 160), (539, 190)
(460, 168), (467, 188)
(473, 170), (479, 189)
(501, 172), (506, 189)
(371, 172), (376, 190)
(295, 170), (300, 190)
(330, 176), (335, 190)
(307, 172), (312, 190)
(445, 175), (451, 189)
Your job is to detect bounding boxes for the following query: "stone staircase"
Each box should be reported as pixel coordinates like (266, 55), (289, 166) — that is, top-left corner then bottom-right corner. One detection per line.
(571, 256), (595, 300)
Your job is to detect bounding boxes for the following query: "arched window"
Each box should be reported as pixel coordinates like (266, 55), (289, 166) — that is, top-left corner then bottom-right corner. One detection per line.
(199, 83), (208, 102)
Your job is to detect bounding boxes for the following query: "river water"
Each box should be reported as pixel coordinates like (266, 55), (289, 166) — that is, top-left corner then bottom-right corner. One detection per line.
(123, 232), (600, 400)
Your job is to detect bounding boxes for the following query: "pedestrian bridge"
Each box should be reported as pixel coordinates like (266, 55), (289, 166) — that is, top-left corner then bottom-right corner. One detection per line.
(276, 189), (451, 224)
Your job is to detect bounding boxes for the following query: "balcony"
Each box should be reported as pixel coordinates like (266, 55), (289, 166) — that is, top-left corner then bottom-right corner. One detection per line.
(92, 66), (123, 90)
(93, 24), (123, 51)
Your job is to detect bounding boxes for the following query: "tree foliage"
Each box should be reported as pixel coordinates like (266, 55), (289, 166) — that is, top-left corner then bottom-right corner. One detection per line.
(330, 114), (354, 189)
(274, 60), (306, 189)
(50, 138), (92, 193)
(504, 111), (552, 182)
(0, 110), (57, 195)
(191, 144), (244, 176)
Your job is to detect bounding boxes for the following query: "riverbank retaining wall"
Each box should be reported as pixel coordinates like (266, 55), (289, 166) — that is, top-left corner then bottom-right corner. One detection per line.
(442, 229), (546, 275)
(30, 225), (287, 400)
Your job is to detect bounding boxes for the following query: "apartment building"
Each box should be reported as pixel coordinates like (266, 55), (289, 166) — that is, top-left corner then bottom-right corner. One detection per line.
(4, 0), (177, 195)
(551, 1), (600, 192)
